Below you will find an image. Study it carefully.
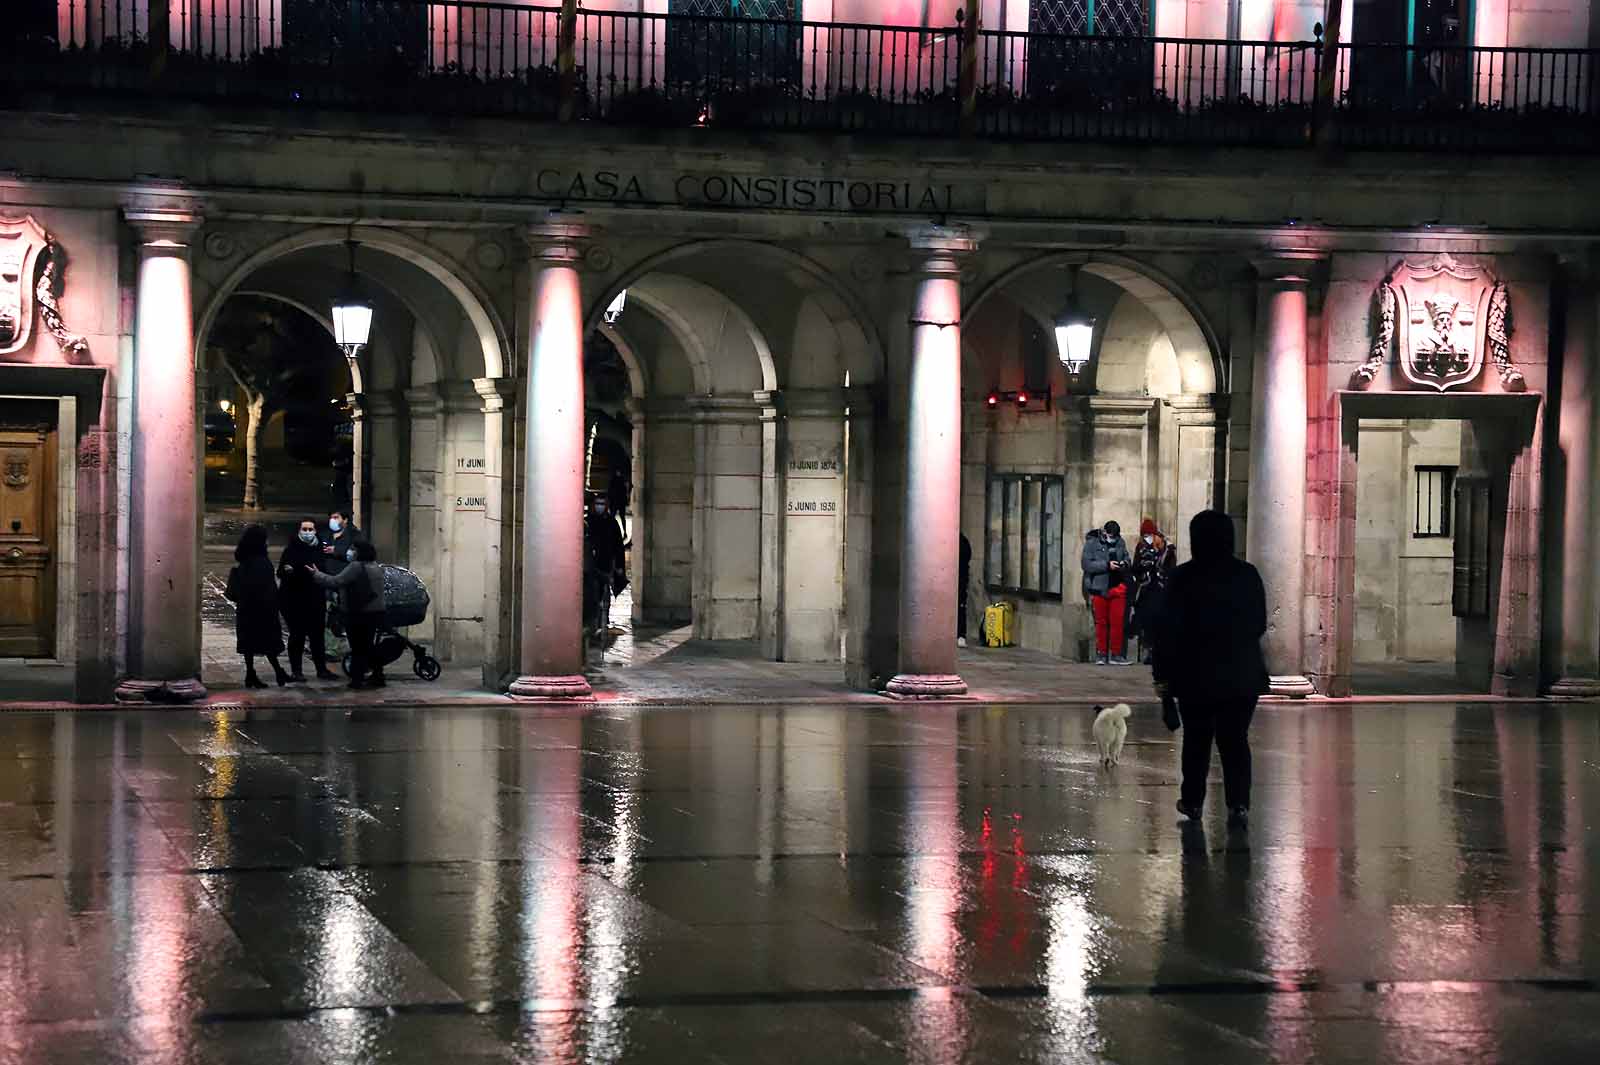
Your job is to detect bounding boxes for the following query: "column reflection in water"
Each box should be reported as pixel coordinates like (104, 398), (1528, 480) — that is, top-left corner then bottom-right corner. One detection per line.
(897, 708), (970, 1065)
(514, 714), (581, 1059)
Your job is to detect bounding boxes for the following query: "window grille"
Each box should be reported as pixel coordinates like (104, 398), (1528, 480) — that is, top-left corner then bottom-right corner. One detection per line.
(985, 474), (1064, 599)
(1413, 465), (1455, 538)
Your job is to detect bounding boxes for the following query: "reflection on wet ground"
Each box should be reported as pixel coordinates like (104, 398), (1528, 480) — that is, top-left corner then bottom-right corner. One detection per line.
(1, 701), (1597, 1063)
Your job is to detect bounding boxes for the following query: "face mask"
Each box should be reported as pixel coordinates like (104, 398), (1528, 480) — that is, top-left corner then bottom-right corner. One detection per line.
(329, 519), (343, 533)
(1143, 535), (1154, 546)
(1104, 532), (1116, 544)
(346, 549), (356, 562)
(299, 530), (317, 545)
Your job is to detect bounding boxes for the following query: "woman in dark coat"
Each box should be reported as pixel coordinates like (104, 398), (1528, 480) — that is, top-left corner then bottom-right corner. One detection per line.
(277, 518), (336, 681)
(225, 524), (288, 689)
(1130, 516), (1178, 664)
(1151, 510), (1269, 829)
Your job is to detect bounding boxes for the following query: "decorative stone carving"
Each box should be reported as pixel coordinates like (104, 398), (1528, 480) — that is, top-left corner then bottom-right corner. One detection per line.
(0, 215), (88, 358)
(3, 452), (29, 489)
(203, 231), (238, 260)
(1359, 253), (1522, 392)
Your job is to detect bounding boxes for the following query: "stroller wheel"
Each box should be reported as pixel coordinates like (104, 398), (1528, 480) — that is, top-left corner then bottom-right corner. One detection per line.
(341, 652), (355, 678)
(414, 654), (442, 682)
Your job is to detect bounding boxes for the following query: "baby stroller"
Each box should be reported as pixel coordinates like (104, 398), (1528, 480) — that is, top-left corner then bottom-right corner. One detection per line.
(327, 564), (443, 682)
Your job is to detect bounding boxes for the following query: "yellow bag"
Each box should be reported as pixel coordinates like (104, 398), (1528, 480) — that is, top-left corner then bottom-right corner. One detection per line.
(983, 602), (1016, 648)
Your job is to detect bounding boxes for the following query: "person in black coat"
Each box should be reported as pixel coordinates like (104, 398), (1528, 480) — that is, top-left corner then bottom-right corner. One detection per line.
(1151, 509), (1269, 829)
(225, 524), (288, 689)
(318, 510), (362, 574)
(278, 518), (337, 681)
(957, 532), (973, 647)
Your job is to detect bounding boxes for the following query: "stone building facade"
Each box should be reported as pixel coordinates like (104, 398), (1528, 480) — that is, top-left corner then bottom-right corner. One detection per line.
(2, 0), (1599, 701)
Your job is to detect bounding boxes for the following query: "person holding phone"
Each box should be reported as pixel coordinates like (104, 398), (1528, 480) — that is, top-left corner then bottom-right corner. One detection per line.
(1081, 520), (1133, 665)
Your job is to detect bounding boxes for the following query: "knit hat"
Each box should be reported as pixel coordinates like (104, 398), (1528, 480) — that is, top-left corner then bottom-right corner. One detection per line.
(1139, 517), (1158, 537)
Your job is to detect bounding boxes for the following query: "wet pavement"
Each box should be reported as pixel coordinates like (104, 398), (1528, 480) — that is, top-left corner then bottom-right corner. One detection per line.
(1, 701), (1597, 1063)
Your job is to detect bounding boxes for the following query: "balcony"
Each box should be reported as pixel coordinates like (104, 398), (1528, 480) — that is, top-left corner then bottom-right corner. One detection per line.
(7, 1), (1599, 152)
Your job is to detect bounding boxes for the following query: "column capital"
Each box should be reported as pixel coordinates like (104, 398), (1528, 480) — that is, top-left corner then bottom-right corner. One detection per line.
(362, 389), (406, 418)
(1251, 250), (1325, 286)
(403, 384), (445, 416)
(524, 217), (591, 266)
(902, 223), (981, 278)
(473, 376), (520, 414)
(124, 206), (204, 248)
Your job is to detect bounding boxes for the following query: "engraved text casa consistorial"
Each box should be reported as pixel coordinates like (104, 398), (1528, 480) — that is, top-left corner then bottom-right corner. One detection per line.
(1356, 253), (1524, 392)
(0, 215), (89, 358)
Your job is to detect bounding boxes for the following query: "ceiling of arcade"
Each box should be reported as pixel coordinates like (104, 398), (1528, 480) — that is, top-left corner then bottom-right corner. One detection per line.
(592, 245), (883, 403)
(192, 222), (516, 391)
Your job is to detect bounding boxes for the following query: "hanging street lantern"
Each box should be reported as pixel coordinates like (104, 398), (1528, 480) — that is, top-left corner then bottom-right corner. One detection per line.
(331, 237), (373, 367)
(603, 288), (627, 325)
(1053, 269), (1095, 378)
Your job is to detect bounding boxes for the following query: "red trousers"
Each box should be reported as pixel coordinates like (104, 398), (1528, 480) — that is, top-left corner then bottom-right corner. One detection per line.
(1091, 583), (1128, 657)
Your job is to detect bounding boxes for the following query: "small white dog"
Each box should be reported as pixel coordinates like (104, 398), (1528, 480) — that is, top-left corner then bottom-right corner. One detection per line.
(1092, 703), (1133, 767)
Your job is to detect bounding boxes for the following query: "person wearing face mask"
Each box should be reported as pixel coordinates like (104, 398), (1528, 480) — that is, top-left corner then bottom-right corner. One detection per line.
(319, 510), (362, 575)
(278, 518), (338, 681)
(1081, 519), (1133, 665)
(1129, 517), (1178, 666)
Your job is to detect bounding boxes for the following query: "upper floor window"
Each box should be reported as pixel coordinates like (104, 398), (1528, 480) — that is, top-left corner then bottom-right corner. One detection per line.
(1413, 464), (1455, 538)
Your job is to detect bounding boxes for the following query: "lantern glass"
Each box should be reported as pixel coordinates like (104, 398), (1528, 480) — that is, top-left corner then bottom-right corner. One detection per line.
(1053, 300), (1095, 376)
(332, 297), (373, 357)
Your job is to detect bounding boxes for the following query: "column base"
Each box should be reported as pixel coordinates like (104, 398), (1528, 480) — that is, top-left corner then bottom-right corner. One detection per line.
(1266, 674), (1316, 698)
(886, 673), (968, 698)
(508, 674), (594, 700)
(114, 678), (209, 705)
(1548, 676), (1600, 698)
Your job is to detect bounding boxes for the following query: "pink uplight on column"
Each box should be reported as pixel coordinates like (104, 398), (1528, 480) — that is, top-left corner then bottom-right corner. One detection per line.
(887, 226), (977, 698)
(117, 200), (208, 704)
(509, 221), (593, 699)
(1246, 253), (1321, 697)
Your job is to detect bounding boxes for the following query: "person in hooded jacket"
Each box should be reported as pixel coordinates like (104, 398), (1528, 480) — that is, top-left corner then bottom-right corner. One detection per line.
(1150, 509), (1269, 829)
(225, 524), (288, 689)
(278, 518), (338, 681)
(1081, 520), (1133, 665)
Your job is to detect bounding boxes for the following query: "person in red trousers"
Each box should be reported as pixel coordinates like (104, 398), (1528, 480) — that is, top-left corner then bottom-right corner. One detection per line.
(1081, 520), (1133, 665)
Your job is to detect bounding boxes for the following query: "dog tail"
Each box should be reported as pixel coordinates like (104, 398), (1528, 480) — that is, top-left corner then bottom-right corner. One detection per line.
(1111, 702), (1133, 720)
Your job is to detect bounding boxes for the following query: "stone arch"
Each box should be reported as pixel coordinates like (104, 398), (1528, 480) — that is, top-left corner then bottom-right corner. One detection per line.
(195, 224), (509, 381)
(598, 321), (648, 398)
(965, 251), (1222, 396)
(588, 239), (885, 387)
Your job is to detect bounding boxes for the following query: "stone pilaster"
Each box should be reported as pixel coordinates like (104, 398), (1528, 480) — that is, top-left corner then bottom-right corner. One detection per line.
(1247, 253), (1322, 697)
(116, 195), (208, 704)
(1550, 256), (1600, 695)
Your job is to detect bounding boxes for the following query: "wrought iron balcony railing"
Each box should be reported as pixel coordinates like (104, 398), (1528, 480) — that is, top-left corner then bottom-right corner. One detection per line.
(9, 2), (1599, 151)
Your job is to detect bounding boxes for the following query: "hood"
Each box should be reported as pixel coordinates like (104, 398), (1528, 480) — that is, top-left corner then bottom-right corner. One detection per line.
(1189, 510), (1236, 561)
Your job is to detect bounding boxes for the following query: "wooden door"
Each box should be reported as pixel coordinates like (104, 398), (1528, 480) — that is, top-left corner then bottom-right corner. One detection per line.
(0, 408), (57, 658)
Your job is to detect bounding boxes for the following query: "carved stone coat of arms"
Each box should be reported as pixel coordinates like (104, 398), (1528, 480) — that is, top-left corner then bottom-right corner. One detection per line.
(1358, 253), (1523, 392)
(0, 215), (88, 358)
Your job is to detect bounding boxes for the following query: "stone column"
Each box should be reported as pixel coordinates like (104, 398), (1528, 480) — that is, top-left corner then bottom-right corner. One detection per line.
(1551, 257), (1600, 695)
(888, 226), (976, 697)
(117, 203), (207, 703)
(1246, 254), (1321, 697)
(344, 392), (366, 528)
(623, 396), (648, 624)
(509, 222), (592, 699)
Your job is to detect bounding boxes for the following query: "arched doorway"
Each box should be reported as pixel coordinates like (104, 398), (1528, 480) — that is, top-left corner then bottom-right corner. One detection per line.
(192, 225), (513, 689)
(582, 240), (883, 684)
(961, 253), (1224, 662)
